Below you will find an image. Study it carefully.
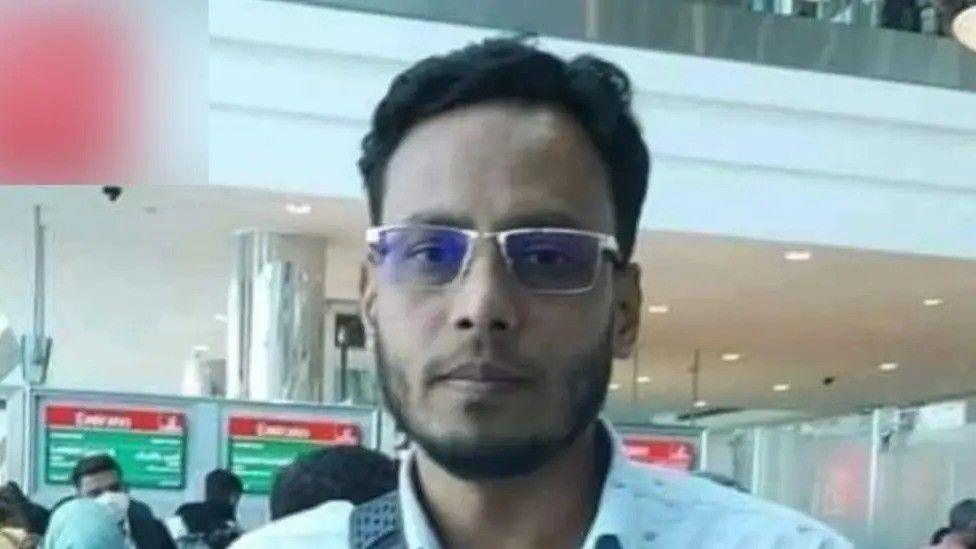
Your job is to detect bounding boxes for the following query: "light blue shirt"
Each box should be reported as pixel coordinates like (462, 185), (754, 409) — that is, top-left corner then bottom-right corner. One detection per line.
(233, 421), (854, 548)
(398, 421), (853, 549)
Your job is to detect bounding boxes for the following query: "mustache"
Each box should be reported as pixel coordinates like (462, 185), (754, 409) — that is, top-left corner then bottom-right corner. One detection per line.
(423, 351), (536, 385)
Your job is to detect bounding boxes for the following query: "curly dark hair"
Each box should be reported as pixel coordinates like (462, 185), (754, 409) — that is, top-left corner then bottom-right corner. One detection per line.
(204, 469), (243, 504)
(358, 37), (651, 262)
(69, 454), (121, 487)
(268, 446), (396, 520)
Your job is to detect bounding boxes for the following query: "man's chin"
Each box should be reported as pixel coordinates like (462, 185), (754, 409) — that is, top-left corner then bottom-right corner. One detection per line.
(414, 433), (567, 481)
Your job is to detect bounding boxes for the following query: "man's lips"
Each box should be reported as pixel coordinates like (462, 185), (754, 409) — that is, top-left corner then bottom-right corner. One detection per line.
(431, 361), (531, 392)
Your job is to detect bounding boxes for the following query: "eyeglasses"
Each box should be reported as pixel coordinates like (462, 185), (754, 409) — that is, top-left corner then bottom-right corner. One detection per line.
(366, 224), (620, 294)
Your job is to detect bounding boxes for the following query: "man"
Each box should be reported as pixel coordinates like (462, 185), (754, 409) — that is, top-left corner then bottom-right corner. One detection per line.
(233, 38), (852, 548)
(67, 454), (175, 549)
(165, 469), (244, 549)
(268, 446), (397, 520)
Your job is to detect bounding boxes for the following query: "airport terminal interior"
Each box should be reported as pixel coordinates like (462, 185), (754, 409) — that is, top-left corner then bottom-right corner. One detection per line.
(0, 0), (975, 547)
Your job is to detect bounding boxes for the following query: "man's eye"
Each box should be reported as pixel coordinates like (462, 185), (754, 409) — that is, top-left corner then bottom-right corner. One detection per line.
(405, 244), (448, 262)
(522, 248), (570, 265)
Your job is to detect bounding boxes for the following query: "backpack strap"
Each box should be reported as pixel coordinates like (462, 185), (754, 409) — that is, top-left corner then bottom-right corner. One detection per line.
(349, 491), (407, 549)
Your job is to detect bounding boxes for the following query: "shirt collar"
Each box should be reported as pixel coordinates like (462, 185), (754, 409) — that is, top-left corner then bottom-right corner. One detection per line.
(397, 450), (441, 549)
(397, 419), (639, 549)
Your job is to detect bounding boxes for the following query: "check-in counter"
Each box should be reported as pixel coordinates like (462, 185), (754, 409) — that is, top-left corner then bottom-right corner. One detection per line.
(2, 386), (380, 530)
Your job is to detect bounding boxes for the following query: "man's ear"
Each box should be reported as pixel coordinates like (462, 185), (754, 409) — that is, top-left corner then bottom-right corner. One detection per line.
(611, 263), (642, 359)
(359, 259), (378, 335)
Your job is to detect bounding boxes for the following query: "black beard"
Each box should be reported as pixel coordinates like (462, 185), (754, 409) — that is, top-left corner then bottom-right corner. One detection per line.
(374, 322), (613, 481)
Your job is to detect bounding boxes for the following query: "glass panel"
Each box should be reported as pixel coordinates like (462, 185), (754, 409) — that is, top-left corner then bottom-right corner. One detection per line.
(874, 420), (976, 547)
(755, 415), (874, 547)
(704, 428), (755, 493)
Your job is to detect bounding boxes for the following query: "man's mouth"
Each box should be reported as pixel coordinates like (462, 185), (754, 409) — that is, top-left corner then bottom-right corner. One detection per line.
(432, 361), (531, 394)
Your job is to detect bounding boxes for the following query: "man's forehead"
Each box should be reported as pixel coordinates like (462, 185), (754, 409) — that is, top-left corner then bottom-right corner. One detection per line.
(394, 209), (587, 231)
(81, 470), (119, 486)
(382, 103), (613, 230)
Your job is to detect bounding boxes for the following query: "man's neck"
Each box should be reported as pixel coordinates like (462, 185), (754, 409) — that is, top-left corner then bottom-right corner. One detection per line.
(414, 424), (608, 549)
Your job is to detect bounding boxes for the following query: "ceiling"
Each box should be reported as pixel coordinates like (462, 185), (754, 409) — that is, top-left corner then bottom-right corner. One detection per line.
(1, 185), (974, 416)
(620, 231), (976, 416)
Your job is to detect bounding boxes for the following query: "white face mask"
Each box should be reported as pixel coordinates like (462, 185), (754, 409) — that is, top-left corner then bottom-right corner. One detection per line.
(94, 491), (130, 523)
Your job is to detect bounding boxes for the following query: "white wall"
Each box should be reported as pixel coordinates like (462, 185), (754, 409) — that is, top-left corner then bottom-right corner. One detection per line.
(0, 201), (224, 394)
(209, 0), (976, 260)
(0, 188), (368, 395)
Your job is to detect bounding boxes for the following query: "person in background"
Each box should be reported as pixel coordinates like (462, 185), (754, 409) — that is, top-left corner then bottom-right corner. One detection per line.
(0, 482), (49, 537)
(165, 469), (243, 549)
(0, 497), (36, 549)
(268, 446), (397, 520)
(925, 499), (976, 549)
(42, 498), (125, 549)
(928, 530), (976, 549)
(230, 446), (396, 548)
(950, 500), (976, 534)
(932, 527), (954, 545)
(67, 454), (176, 549)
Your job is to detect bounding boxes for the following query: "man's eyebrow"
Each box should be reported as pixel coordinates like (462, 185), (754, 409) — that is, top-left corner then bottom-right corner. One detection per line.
(399, 211), (584, 230)
(401, 211), (474, 227)
(496, 211), (584, 230)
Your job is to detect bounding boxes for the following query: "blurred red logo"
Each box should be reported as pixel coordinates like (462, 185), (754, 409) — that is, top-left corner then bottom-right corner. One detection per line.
(0, 4), (139, 184)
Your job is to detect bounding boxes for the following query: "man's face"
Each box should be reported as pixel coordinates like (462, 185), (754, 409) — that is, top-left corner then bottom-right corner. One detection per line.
(77, 470), (122, 498)
(361, 102), (641, 479)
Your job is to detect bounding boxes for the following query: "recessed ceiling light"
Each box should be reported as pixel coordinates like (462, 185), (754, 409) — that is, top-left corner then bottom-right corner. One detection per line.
(954, 5), (976, 52)
(773, 384), (791, 392)
(878, 362), (900, 372)
(647, 305), (670, 314)
(285, 203), (312, 215)
(636, 376), (651, 384)
(784, 250), (812, 262)
(193, 345), (210, 353)
(214, 314), (228, 323)
(694, 400), (708, 408)
(608, 383), (621, 391)
(923, 298), (944, 307)
(721, 353), (742, 362)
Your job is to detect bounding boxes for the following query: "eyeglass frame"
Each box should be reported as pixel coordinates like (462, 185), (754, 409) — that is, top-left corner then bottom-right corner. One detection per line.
(365, 224), (622, 295)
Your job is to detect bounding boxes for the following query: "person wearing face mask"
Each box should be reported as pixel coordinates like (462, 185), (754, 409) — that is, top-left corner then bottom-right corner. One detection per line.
(42, 498), (126, 549)
(60, 455), (176, 549)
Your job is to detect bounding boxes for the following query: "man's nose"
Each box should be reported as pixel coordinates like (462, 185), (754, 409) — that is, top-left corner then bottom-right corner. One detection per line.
(449, 239), (519, 335)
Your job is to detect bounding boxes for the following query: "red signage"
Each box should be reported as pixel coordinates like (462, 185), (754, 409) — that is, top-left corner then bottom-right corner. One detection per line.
(45, 405), (185, 434)
(623, 437), (696, 471)
(228, 416), (360, 444)
(0, 4), (139, 184)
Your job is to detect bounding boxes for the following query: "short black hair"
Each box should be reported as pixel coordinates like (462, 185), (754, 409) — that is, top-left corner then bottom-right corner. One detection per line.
(269, 446), (396, 520)
(359, 37), (650, 262)
(204, 469), (243, 504)
(0, 497), (26, 530)
(951, 499), (976, 531)
(931, 526), (952, 544)
(70, 454), (121, 487)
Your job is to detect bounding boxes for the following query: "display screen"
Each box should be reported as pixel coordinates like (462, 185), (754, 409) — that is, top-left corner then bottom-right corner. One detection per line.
(623, 436), (696, 471)
(45, 405), (187, 489)
(227, 415), (361, 494)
